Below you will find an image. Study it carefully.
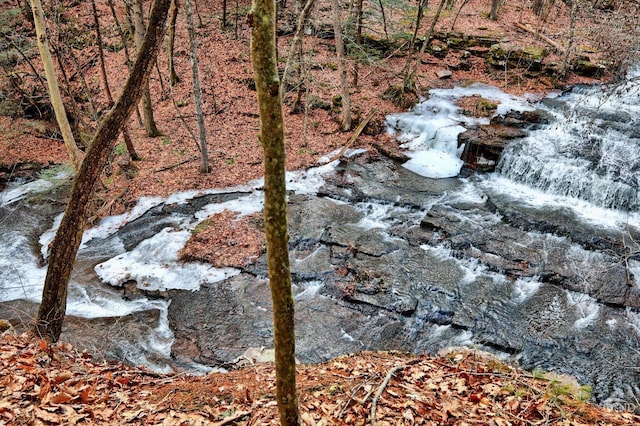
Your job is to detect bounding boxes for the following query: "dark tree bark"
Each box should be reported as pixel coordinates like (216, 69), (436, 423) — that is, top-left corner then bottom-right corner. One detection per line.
(401, 0), (427, 92)
(489, 0), (501, 20)
(405, 0), (447, 93)
(250, 0), (299, 422)
(35, 0), (172, 343)
(353, 0), (363, 87)
(168, 0), (180, 86)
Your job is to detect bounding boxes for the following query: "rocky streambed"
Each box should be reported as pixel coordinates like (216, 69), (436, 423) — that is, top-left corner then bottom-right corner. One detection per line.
(161, 155), (640, 408)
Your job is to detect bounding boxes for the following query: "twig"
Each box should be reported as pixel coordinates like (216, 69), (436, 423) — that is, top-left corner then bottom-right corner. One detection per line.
(337, 375), (379, 418)
(154, 155), (199, 173)
(370, 364), (406, 425)
(515, 22), (564, 53)
(329, 107), (377, 162)
(214, 411), (251, 425)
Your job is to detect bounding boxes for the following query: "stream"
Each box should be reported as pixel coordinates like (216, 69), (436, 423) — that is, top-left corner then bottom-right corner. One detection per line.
(1, 70), (640, 409)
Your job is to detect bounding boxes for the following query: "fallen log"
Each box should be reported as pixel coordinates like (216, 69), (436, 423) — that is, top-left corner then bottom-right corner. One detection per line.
(515, 22), (564, 53)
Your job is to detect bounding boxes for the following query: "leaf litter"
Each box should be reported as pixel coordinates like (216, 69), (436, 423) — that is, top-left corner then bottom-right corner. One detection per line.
(1, 333), (637, 425)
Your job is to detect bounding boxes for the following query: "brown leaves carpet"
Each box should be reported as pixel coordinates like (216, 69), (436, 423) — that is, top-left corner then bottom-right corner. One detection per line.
(1, 332), (638, 425)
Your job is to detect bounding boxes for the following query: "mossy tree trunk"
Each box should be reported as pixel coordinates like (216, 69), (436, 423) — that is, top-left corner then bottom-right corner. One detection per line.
(35, 0), (172, 342)
(30, 0), (83, 172)
(249, 0), (300, 422)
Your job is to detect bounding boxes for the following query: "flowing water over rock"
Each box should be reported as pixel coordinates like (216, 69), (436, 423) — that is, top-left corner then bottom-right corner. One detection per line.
(2, 73), (640, 408)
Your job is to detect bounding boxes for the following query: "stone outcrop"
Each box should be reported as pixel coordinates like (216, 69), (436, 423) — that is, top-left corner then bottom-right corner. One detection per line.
(458, 108), (551, 172)
(488, 42), (548, 70)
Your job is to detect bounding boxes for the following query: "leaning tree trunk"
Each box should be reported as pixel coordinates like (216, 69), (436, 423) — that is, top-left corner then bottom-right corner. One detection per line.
(185, 0), (209, 173)
(132, 0), (161, 137)
(35, 0), (172, 343)
(30, 0), (83, 172)
(250, 0), (299, 422)
(331, 0), (352, 131)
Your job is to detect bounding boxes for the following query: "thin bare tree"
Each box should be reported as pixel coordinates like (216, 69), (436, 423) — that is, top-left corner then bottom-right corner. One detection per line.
(168, 0), (181, 86)
(250, 0), (299, 421)
(29, 0), (83, 171)
(131, 0), (161, 136)
(35, 0), (172, 343)
(91, 0), (140, 160)
(331, 0), (352, 131)
(185, 0), (209, 173)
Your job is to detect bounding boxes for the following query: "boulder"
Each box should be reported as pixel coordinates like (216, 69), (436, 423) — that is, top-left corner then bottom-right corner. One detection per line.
(458, 124), (526, 172)
(572, 55), (605, 77)
(488, 42), (548, 70)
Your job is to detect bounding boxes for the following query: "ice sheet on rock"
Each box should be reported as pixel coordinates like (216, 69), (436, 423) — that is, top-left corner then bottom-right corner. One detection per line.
(95, 228), (240, 291)
(403, 150), (465, 179)
(386, 84), (536, 179)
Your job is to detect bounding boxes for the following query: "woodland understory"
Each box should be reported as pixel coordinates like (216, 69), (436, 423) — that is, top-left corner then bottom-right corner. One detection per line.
(1, 0), (640, 423)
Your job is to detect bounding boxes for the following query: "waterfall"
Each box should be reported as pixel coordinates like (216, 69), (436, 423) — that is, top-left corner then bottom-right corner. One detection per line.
(496, 71), (640, 211)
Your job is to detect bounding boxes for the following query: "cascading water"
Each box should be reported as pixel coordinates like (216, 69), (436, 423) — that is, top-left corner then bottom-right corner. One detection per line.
(2, 70), (640, 408)
(496, 70), (640, 211)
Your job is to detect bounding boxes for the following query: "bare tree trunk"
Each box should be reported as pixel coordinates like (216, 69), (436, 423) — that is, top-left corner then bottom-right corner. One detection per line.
(108, 0), (144, 127)
(185, 0), (209, 173)
(560, 0), (578, 79)
(281, 0), (316, 110)
(30, 0), (83, 172)
(250, 0), (299, 422)
(35, 0), (172, 343)
(331, 0), (351, 131)
(168, 0), (180, 86)
(92, 0), (113, 104)
(92, 0), (140, 161)
(406, 0), (447, 93)
(377, 0), (389, 41)
(450, 0), (469, 30)
(132, 0), (161, 137)
(353, 0), (363, 87)
(489, 0), (501, 20)
(401, 0), (427, 92)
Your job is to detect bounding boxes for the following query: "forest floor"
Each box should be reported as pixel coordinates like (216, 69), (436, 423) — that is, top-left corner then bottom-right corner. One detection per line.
(1, 0), (639, 423)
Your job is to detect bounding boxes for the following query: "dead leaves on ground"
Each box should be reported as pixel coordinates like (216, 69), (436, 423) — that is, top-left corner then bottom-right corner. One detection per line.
(1, 333), (638, 425)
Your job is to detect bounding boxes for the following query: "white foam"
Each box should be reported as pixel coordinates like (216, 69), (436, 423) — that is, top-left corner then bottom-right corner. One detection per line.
(512, 277), (542, 304)
(483, 175), (640, 231)
(295, 281), (324, 301)
(95, 228), (239, 291)
(0, 168), (73, 207)
(0, 232), (47, 302)
(566, 291), (600, 329)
